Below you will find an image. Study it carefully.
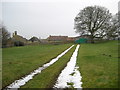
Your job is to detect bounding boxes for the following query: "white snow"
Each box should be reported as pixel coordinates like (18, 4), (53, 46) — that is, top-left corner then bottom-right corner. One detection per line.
(6, 45), (74, 89)
(54, 44), (82, 88)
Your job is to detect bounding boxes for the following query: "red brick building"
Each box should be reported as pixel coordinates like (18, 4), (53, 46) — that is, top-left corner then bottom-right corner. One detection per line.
(47, 35), (68, 41)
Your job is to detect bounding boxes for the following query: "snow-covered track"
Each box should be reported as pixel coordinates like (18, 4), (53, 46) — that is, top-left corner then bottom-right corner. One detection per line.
(54, 44), (82, 88)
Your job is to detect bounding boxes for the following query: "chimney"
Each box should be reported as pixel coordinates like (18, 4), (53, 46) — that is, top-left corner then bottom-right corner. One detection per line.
(15, 31), (17, 35)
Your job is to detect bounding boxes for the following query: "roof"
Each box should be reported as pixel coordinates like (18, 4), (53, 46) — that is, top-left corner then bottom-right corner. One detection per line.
(12, 35), (28, 43)
(47, 35), (68, 41)
(29, 37), (40, 42)
(67, 37), (76, 41)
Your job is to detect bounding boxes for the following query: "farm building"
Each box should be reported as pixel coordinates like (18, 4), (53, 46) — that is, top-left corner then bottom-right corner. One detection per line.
(29, 36), (40, 43)
(6, 31), (28, 47)
(6, 31), (37, 47)
(47, 35), (68, 44)
(6, 31), (42, 47)
(40, 39), (49, 44)
(47, 35), (91, 44)
(67, 37), (76, 42)
(47, 35), (68, 42)
(75, 38), (87, 43)
(13, 31), (27, 41)
(12, 31), (28, 46)
(28, 36), (41, 45)
(75, 35), (91, 44)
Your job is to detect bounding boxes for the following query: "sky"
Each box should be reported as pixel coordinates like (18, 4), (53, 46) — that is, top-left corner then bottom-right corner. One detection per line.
(1, 0), (120, 39)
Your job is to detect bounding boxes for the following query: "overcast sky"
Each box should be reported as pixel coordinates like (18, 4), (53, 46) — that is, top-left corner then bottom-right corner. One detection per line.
(1, 0), (120, 39)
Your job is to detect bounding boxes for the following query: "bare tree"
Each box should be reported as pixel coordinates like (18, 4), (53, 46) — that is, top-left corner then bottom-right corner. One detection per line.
(74, 6), (112, 43)
(0, 26), (10, 47)
(106, 13), (120, 40)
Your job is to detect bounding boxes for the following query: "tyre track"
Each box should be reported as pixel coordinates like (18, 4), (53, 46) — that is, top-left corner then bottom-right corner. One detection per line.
(54, 45), (82, 88)
(6, 45), (74, 89)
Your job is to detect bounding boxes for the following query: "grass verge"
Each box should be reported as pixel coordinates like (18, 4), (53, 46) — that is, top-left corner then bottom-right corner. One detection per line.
(77, 40), (118, 88)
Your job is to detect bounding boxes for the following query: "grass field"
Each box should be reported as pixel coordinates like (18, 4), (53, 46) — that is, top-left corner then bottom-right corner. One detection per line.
(2, 40), (118, 88)
(22, 45), (76, 88)
(77, 40), (118, 88)
(2, 44), (72, 88)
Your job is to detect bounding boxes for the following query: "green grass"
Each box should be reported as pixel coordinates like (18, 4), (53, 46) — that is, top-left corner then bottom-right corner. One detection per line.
(77, 40), (118, 88)
(2, 44), (72, 88)
(22, 45), (76, 88)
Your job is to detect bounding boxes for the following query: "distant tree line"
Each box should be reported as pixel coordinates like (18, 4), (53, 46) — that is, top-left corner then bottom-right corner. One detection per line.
(74, 5), (119, 43)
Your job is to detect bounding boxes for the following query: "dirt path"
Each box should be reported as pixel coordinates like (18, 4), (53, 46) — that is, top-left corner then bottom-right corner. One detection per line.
(54, 45), (82, 88)
(6, 45), (74, 89)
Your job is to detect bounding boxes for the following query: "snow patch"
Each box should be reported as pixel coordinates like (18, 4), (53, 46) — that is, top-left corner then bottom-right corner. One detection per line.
(54, 45), (82, 88)
(6, 45), (74, 89)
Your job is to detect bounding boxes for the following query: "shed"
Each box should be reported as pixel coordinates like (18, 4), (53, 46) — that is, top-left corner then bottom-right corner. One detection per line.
(75, 38), (87, 44)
